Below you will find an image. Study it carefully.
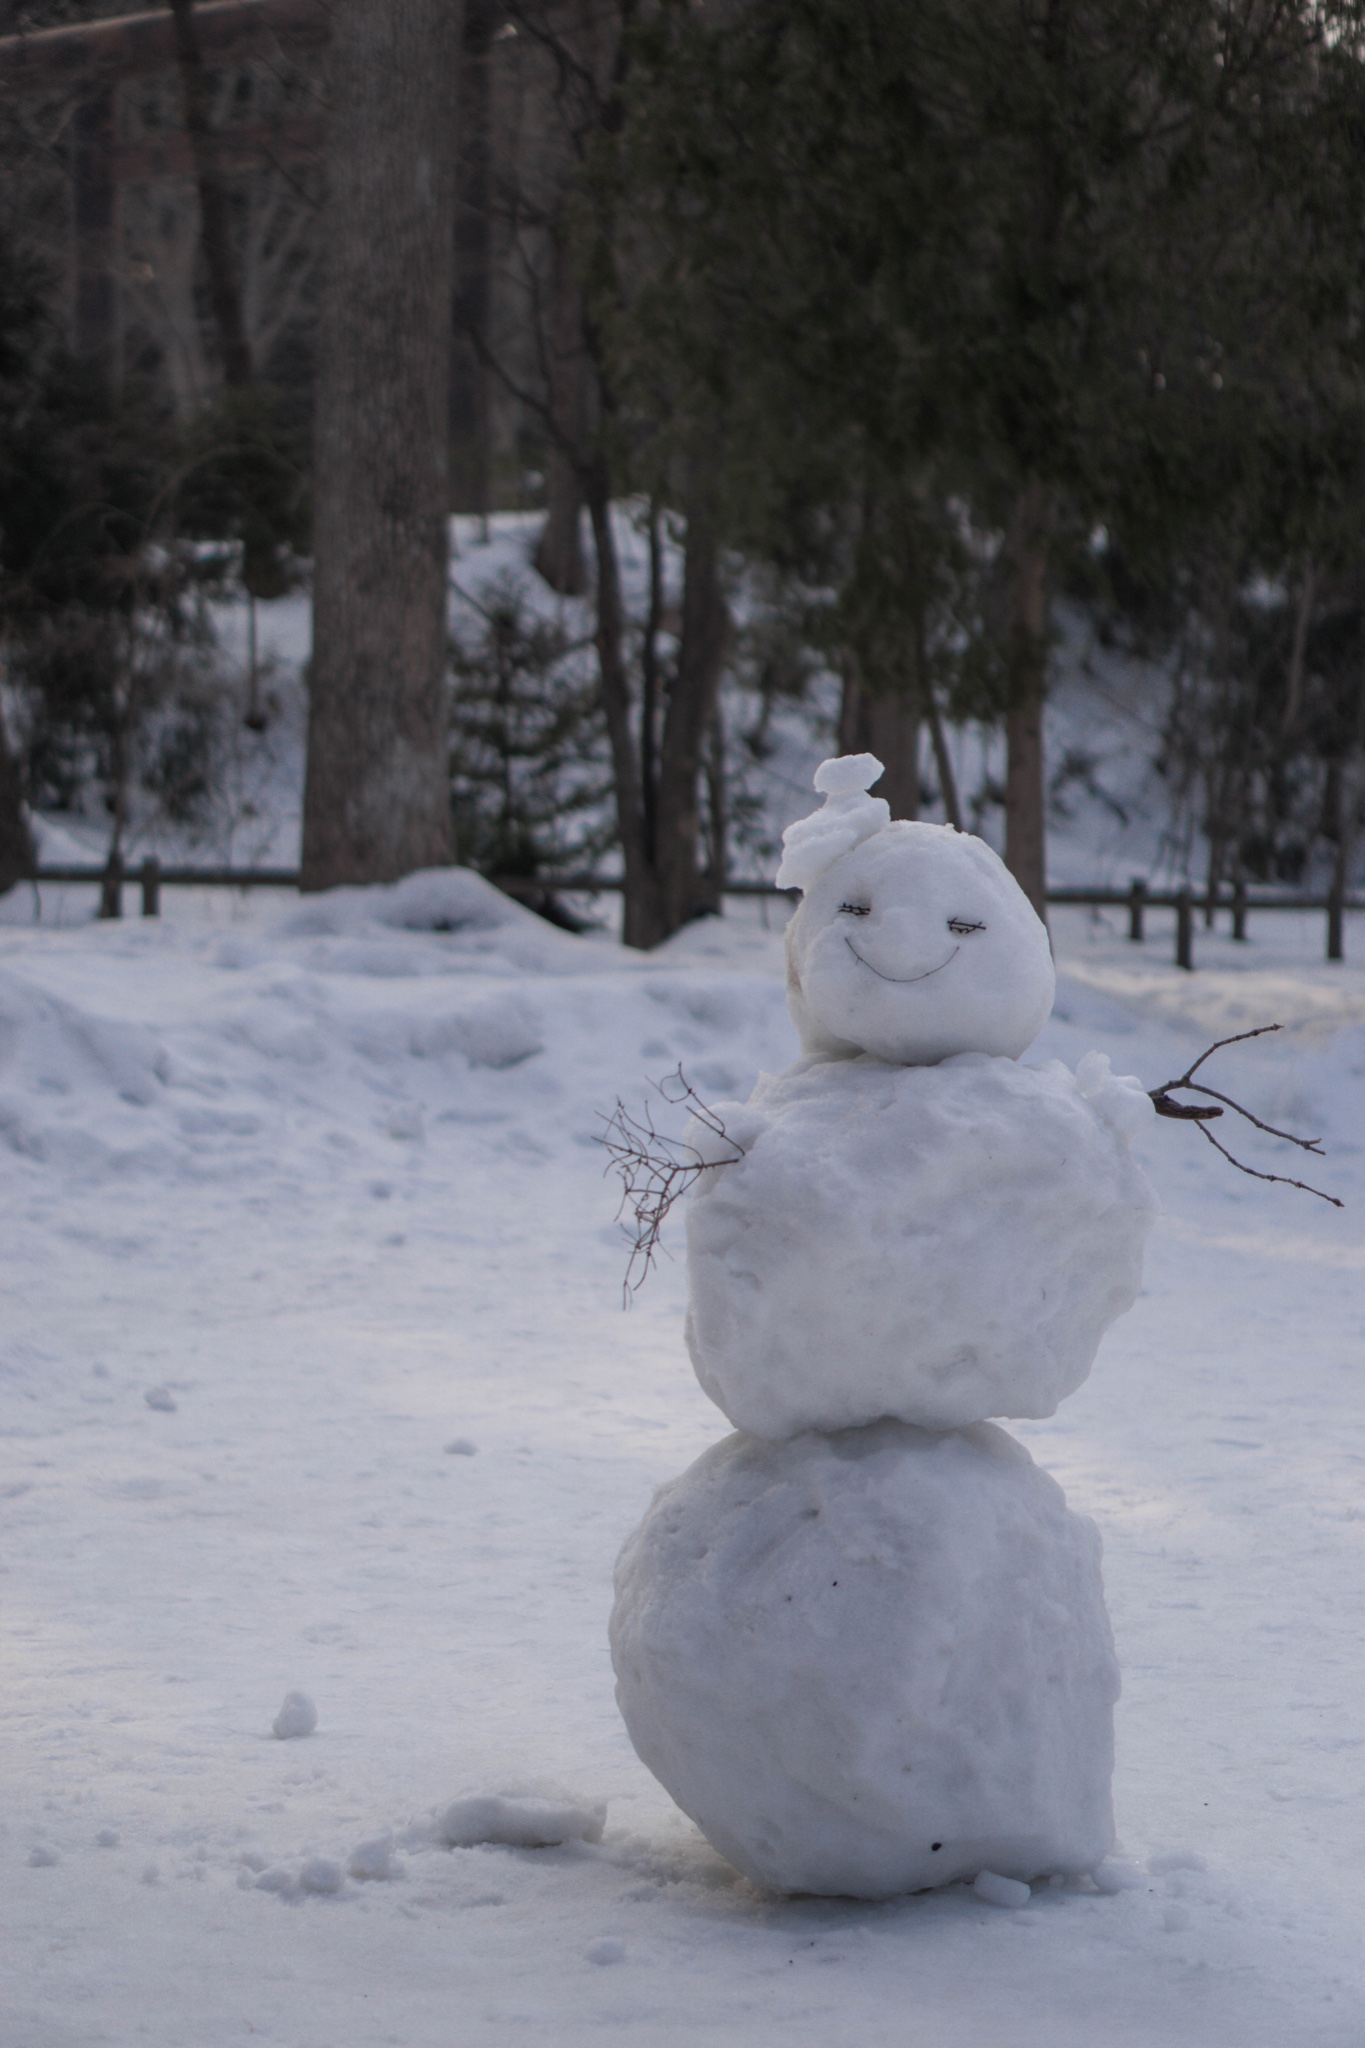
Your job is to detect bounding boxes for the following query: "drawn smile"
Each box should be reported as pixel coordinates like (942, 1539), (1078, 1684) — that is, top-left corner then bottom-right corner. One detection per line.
(844, 940), (960, 983)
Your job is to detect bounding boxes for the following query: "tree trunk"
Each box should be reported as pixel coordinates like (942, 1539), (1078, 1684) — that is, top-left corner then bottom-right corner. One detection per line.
(839, 672), (920, 820)
(585, 461), (654, 945)
(169, 0), (254, 390)
(533, 223), (589, 596)
(655, 488), (728, 932)
(452, 0), (494, 521)
(1003, 479), (1050, 921)
(924, 677), (963, 829)
(588, 462), (728, 949)
(300, 0), (460, 890)
(0, 725), (34, 896)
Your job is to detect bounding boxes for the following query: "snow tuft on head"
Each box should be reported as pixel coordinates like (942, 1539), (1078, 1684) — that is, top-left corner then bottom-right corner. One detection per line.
(775, 754), (891, 892)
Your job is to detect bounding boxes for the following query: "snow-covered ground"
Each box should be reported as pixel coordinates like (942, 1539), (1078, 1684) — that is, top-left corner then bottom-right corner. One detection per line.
(4, 862), (1365, 2046)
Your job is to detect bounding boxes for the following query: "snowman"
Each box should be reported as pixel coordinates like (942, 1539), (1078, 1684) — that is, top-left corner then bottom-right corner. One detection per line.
(609, 754), (1157, 1899)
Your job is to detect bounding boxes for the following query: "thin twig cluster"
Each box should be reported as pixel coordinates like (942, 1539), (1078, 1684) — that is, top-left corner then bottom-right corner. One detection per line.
(596, 1067), (746, 1304)
(1148, 1024), (1341, 1207)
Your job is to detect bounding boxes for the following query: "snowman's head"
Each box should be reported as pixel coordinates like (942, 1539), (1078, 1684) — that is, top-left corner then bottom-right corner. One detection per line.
(778, 755), (1055, 1065)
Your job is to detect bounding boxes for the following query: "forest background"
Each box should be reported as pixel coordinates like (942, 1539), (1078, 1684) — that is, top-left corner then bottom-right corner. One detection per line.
(4, 0), (1365, 950)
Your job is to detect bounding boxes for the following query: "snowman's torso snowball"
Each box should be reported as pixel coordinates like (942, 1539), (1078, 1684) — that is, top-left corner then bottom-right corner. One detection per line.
(685, 1052), (1156, 1439)
(611, 1420), (1119, 1898)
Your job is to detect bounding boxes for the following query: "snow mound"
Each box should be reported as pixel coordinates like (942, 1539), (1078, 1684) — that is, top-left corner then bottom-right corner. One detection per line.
(279, 867), (518, 938)
(611, 1421), (1119, 1899)
(437, 1788), (607, 1850)
(685, 1052), (1155, 1437)
(408, 992), (542, 1068)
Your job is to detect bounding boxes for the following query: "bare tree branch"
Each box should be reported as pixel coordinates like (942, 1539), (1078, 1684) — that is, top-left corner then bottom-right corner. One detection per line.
(1149, 1023), (1342, 1206)
(596, 1066), (744, 1303)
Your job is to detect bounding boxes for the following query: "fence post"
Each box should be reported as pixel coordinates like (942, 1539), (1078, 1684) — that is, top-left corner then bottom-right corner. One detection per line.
(140, 856), (161, 918)
(98, 850), (123, 920)
(1128, 878), (1146, 942)
(1328, 873), (1345, 962)
(1175, 886), (1194, 970)
(1232, 877), (1247, 942)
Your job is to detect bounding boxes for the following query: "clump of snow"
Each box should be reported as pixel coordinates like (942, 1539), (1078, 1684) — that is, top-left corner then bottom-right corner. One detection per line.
(1092, 1859), (1147, 1894)
(437, 1788), (607, 1850)
(685, 1054), (1155, 1438)
(775, 754), (891, 894)
(611, 1421), (1118, 1899)
(408, 993), (542, 1068)
(143, 1385), (177, 1413)
(271, 1690), (318, 1740)
(1074, 1048), (1157, 1139)
(784, 817), (1055, 1066)
(585, 1938), (627, 1966)
(348, 1834), (401, 1882)
(974, 1870), (1032, 1908)
(443, 1438), (478, 1457)
(297, 1856), (344, 1895)
(28, 1845), (59, 1867)
(95, 1828), (119, 1848)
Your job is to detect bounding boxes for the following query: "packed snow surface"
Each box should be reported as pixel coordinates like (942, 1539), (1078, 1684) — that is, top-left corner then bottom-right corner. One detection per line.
(5, 871), (1365, 2046)
(611, 1420), (1119, 1897)
(685, 1052), (1156, 1437)
(784, 820), (1056, 1065)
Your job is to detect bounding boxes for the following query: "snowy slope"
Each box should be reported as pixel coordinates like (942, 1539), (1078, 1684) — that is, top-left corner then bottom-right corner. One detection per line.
(24, 508), (1193, 896)
(4, 876), (1365, 2046)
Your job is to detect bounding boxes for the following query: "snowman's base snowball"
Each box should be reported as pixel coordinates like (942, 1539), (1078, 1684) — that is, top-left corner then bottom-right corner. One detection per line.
(611, 1421), (1118, 1900)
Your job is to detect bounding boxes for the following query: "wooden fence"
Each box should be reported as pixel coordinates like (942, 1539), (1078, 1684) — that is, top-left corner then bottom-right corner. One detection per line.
(24, 858), (1365, 970)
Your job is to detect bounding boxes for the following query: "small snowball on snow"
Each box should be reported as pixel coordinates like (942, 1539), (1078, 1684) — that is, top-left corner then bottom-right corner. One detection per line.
(254, 1866), (293, 1893)
(297, 1856), (344, 1895)
(586, 1938), (626, 1966)
(1092, 1859), (1146, 1894)
(27, 1845), (58, 1867)
(348, 1834), (400, 1882)
(143, 1385), (177, 1413)
(95, 1828), (120, 1848)
(272, 1690), (318, 1740)
(1147, 1849), (1208, 1876)
(437, 1789), (607, 1850)
(974, 1870), (1031, 1909)
(444, 1438), (478, 1457)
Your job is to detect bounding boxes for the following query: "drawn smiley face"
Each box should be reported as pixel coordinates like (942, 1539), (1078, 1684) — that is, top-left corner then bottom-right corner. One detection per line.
(786, 824), (1055, 1065)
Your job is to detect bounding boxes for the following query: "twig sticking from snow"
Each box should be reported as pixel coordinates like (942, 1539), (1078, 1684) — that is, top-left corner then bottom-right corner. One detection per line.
(1149, 1024), (1342, 1207)
(597, 1067), (745, 1304)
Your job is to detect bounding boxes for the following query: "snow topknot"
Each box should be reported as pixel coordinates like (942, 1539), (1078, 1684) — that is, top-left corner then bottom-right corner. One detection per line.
(775, 754), (891, 892)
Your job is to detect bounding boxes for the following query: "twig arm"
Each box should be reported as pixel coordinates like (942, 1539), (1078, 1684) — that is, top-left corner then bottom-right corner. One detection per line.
(1148, 1022), (1340, 1206)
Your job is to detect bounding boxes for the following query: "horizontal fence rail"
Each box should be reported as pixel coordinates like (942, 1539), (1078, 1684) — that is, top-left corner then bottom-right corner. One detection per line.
(22, 859), (1365, 968)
